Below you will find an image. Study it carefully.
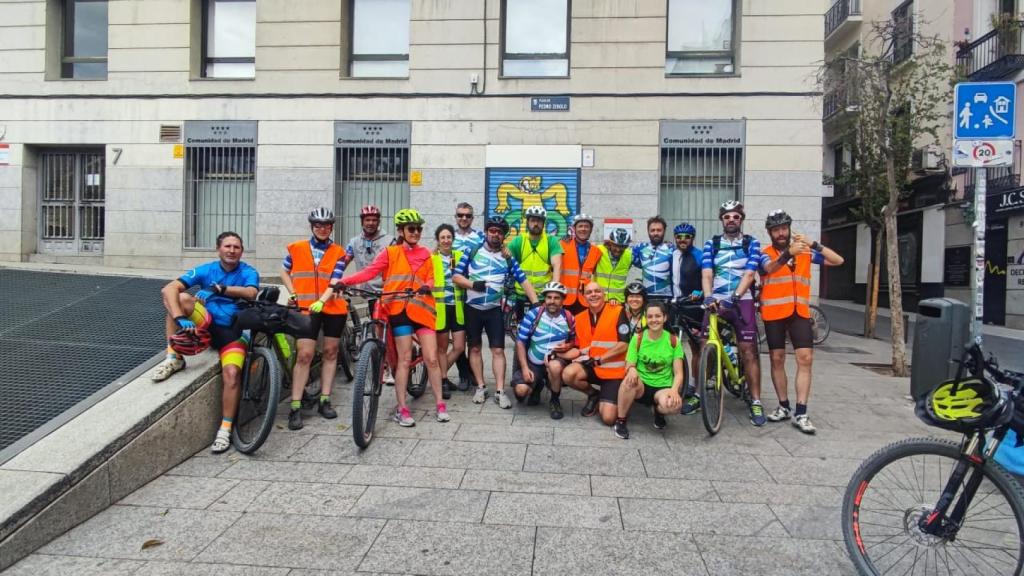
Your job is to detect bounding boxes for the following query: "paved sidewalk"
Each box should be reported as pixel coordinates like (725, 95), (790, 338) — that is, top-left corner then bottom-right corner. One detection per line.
(6, 332), (943, 576)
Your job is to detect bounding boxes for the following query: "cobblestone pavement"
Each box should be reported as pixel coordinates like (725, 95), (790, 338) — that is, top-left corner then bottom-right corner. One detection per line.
(7, 332), (944, 576)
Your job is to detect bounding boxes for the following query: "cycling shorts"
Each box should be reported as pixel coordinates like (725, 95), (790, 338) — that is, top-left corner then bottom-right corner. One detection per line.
(188, 301), (247, 369)
(764, 314), (813, 350)
(578, 363), (621, 404)
(465, 306), (505, 349)
(701, 300), (757, 344)
(389, 311), (434, 338)
(298, 312), (347, 341)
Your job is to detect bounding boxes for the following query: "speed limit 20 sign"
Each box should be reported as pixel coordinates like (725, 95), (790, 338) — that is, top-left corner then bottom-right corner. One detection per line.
(952, 139), (1014, 168)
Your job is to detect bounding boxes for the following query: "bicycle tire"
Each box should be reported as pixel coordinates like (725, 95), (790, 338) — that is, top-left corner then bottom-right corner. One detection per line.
(351, 340), (383, 449)
(232, 345), (282, 454)
(698, 342), (724, 436)
(407, 359), (428, 399)
(810, 304), (830, 345)
(337, 337), (354, 382)
(342, 321), (359, 363)
(842, 437), (1024, 576)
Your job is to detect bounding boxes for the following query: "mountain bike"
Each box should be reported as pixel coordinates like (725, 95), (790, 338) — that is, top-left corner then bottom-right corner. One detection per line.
(841, 343), (1024, 575)
(696, 304), (750, 436)
(336, 286), (426, 449)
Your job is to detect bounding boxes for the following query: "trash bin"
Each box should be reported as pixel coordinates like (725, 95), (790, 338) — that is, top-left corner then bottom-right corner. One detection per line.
(910, 298), (971, 400)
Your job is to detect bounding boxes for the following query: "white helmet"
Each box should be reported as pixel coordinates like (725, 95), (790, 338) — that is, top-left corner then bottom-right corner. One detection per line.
(572, 213), (594, 226)
(524, 205), (547, 219)
(608, 228), (632, 246)
(719, 200), (745, 218)
(540, 281), (568, 296)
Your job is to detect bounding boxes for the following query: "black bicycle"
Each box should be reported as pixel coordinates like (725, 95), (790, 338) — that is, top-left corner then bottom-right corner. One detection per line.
(841, 343), (1024, 575)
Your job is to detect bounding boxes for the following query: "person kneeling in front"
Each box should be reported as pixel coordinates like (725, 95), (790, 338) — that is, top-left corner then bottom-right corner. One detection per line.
(512, 281), (577, 419)
(613, 301), (685, 439)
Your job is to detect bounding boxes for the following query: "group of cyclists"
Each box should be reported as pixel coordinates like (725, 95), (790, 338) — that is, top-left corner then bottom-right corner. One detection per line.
(151, 197), (842, 452)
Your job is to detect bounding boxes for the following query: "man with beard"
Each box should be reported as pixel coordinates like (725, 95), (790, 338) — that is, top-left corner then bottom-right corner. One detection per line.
(344, 204), (396, 383)
(512, 281), (577, 419)
(451, 202), (483, 390)
(672, 221), (705, 414)
(632, 216), (675, 303)
(508, 205), (563, 323)
(759, 210), (843, 434)
(559, 213), (601, 316)
(700, 200), (764, 425)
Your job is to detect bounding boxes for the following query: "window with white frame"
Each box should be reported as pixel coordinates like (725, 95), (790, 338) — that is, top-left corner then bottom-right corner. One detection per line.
(62, 0), (108, 79)
(350, 0), (410, 78)
(203, 0), (256, 78)
(665, 0), (736, 75)
(501, 0), (570, 77)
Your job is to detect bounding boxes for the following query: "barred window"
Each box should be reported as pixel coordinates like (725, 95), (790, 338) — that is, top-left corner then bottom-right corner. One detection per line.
(334, 122), (411, 243)
(183, 122), (257, 249)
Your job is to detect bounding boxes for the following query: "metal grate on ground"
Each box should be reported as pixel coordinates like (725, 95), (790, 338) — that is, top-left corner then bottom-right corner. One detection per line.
(0, 269), (170, 456)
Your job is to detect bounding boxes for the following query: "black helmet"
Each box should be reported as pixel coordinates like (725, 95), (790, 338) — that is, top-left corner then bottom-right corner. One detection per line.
(765, 209), (793, 230)
(308, 207), (336, 224)
(484, 215), (510, 236)
(624, 281), (646, 297)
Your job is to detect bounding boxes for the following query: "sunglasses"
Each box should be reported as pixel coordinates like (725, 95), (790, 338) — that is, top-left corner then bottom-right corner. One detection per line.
(675, 234), (693, 240)
(722, 214), (742, 221)
(456, 213), (473, 219)
(312, 223), (333, 229)
(404, 225), (423, 233)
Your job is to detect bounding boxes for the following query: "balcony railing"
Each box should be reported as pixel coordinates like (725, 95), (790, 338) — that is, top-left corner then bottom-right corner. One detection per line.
(825, 0), (861, 39)
(956, 21), (1024, 80)
(823, 86), (857, 121)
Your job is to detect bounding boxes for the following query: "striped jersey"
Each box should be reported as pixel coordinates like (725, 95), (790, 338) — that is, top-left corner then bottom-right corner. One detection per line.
(632, 241), (675, 297)
(700, 234), (761, 301)
(453, 246), (528, 310)
(516, 307), (575, 365)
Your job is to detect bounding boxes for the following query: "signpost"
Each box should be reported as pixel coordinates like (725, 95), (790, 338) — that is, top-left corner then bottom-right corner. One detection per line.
(953, 82), (1017, 344)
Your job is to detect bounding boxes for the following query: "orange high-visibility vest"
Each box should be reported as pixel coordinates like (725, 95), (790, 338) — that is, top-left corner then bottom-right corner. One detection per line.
(287, 240), (348, 315)
(574, 303), (626, 379)
(382, 245), (437, 329)
(759, 245), (812, 321)
(560, 237), (602, 307)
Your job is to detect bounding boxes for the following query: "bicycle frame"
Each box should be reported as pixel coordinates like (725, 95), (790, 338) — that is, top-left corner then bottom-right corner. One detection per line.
(705, 312), (744, 390)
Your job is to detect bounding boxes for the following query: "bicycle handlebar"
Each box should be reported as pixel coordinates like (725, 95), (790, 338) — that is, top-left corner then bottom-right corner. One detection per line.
(332, 285), (415, 299)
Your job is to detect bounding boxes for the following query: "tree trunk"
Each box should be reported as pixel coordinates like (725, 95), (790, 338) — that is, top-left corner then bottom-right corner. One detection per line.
(884, 161), (909, 377)
(864, 227), (882, 338)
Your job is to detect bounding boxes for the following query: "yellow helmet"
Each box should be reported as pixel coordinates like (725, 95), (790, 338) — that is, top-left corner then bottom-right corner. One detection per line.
(394, 209), (425, 227)
(917, 377), (1007, 433)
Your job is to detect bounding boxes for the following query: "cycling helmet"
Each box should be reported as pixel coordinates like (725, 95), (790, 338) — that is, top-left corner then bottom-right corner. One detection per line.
(915, 377), (1009, 433)
(360, 205), (382, 218)
(540, 281), (568, 296)
(719, 200), (745, 218)
(484, 215), (510, 236)
(673, 222), (696, 236)
(308, 207), (335, 224)
(608, 228), (632, 246)
(524, 205), (547, 220)
(624, 281), (646, 297)
(169, 328), (212, 356)
(572, 213), (594, 226)
(765, 209), (793, 230)
(394, 208), (425, 227)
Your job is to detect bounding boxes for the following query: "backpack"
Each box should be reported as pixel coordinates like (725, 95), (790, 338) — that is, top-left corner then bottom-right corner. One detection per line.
(465, 243), (515, 288)
(635, 329), (678, 353)
(710, 234), (754, 260)
(525, 306), (575, 342)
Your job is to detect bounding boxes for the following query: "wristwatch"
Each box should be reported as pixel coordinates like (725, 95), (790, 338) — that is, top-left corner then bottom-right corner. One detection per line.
(594, 356), (602, 366)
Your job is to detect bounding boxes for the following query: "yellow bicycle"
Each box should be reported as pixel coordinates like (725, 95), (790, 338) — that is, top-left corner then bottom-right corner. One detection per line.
(696, 306), (749, 435)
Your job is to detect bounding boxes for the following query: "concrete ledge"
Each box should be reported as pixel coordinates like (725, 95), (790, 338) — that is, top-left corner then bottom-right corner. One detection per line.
(0, 353), (222, 571)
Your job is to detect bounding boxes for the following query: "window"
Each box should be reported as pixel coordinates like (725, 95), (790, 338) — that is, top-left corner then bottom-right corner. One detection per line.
(203, 0), (255, 78)
(334, 122), (411, 243)
(665, 0), (736, 75)
(891, 0), (913, 64)
(62, 0), (108, 79)
(501, 0), (570, 77)
(38, 149), (106, 253)
(183, 122), (256, 249)
(350, 0), (410, 77)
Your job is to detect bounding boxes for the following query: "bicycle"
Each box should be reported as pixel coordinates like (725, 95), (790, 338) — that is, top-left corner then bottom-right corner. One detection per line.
(695, 304), (750, 436)
(756, 303), (830, 348)
(668, 298), (705, 384)
(335, 286), (427, 448)
(841, 343), (1024, 575)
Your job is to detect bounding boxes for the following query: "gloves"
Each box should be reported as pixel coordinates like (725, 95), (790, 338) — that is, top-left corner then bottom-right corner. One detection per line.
(309, 300), (324, 314)
(702, 296), (716, 308)
(288, 293), (298, 304)
(689, 290), (703, 300)
(472, 280), (487, 292)
(195, 289), (213, 303)
(416, 285), (433, 296)
(175, 316), (196, 331)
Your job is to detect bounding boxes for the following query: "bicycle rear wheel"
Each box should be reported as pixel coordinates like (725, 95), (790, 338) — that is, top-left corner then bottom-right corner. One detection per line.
(697, 342), (724, 436)
(338, 325), (355, 382)
(842, 437), (1024, 576)
(232, 345), (282, 454)
(810, 305), (830, 345)
(351, 340), (383, 449)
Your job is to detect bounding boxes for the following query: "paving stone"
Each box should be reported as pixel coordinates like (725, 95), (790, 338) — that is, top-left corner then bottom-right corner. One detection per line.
(134, 561), (290, 575)
(3, 554), (145, 576)
(238, 432), (316, 461)
(218, 460), (352, 483)
(342, 464), (465, 489)
(453, 423), (554, 444)
(118, 476), (239, 510)
(770, 504), (843, 540)
(40, 505), (240, 561)
(524, 445), (644, 477)
(346, 486), (489, 522)
(619, 498), (786, 536)
(483, 492), (621, 530)
(512, 410), (608, 429)
(590, 476), (718, 501)
(755, 454), (864, 487)
(195, 513), (385, 570)
(532, 526), (707, 576)
(552, 426), (669, 448)
(165, 454), (234, 478)
(639, 446), (773, 481)
(246, 481), (366, 516)
(441, 412), (514, 426)
(403, 440), (526, 471)
(460, 470), (590, 495)
(207, 480), (272, 512)
(291, 436), (418, 465)
(781, 434), (911, 460)
(712, 480), (842, 506)
(695, 535), (858, 576)
(359, 519), (535, 576)
(662, 425), (790, 455)
(373, 419), (459, 440)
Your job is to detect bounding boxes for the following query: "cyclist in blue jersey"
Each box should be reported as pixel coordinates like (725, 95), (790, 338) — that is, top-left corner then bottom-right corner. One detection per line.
(153, 231), (259, 453)
(453, 216), (539, 408)
(672, 221), (705, 413)
(632, 215), (675, 302)
(700, 200), (765, 426)
(512, 281), (578, 419)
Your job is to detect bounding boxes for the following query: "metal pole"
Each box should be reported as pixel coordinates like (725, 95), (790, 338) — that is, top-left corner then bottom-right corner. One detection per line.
(972, 166), (986, 345)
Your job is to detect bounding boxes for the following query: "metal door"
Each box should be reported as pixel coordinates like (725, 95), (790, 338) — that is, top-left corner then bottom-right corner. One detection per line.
(334, 146), (410, 243)
(659, 146), (743, 239)
(39, 150), (105, 253)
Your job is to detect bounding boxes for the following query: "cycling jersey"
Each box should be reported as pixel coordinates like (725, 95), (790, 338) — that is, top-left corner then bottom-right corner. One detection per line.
(632, 241), (674, 297)
(452, 227), (484, 253)
(516, 307), (575, 365)
(453, 246), (528, 310)
(626, 330), (683, 389)
(177, 261), (260, 327)
(701, 235), (761, 301)
(672, 245), (703, 299)
(345, 231), (394, 291)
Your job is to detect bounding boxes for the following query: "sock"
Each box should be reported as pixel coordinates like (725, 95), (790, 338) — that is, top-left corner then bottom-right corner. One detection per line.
(795, 403), (807, 417)
(751, 399), (762, 406)
(166, 345), (177, 359)
(550, 391), (560, 401)
(616, 417), (627, 424)
(319, 394), (330, 404)
(220, 417), (233, 432)
(290, 400), (302, 410)
(779, 399), (791, 410)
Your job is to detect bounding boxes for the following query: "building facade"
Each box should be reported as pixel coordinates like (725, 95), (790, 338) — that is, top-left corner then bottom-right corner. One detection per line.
(0, 0), (825, 278)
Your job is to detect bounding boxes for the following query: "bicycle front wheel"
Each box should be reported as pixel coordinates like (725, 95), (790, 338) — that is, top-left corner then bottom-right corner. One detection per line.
(842, 437), (1024, 576)
(351, 340), (383, 449)
(697, 342), (724, 436)
(810, 305), (830, 345)
(232, 345), (282, 454)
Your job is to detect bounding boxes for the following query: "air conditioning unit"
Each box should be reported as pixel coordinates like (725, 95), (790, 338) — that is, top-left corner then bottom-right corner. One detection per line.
(911, 145), (942, 172)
